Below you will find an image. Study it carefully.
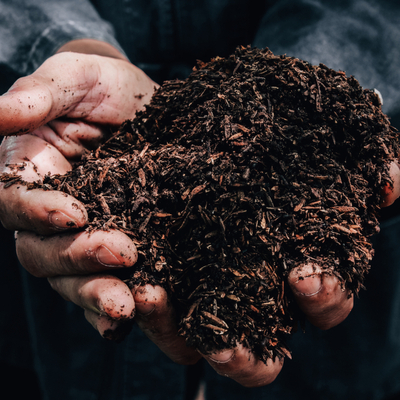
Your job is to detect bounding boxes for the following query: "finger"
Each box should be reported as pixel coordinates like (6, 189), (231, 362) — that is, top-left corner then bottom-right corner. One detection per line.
(288, 263), (353, 330)
(35, 119), (108, 159)
(84, 309), (134, 342)
(48, 274), (135, 319)
(0, 135), (88, 234)
(16, 229), (138, 277)
(0, 52), (157, 136)
(0, 134), (72, 177)
(0, 185), (88, 233)
(48, 274), (135, 341)
(201, 344), (283, 387)
(381, 161), (400, 207)
(133, 284), (201, 365)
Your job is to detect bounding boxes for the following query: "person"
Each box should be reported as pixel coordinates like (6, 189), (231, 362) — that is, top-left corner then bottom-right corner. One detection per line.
(0, 1), (400, 399)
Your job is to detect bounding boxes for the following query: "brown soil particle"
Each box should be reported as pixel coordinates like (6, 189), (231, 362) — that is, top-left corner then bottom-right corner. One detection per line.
(4, 46), (399, 362)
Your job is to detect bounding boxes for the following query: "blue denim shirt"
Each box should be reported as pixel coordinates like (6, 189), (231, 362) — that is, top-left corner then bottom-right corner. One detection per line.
(1, 1), (400, 399)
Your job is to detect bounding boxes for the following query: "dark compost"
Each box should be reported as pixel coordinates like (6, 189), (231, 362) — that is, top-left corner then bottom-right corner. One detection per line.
(3, 46), (399, 362)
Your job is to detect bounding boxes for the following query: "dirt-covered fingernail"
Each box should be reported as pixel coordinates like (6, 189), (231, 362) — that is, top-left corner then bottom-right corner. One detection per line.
(96, 245), (122, 267)
(289, 263), (323, 296)
(48, 210), (78, 230)
(293, 274), (322, 296)
(208, 349), (235, 363)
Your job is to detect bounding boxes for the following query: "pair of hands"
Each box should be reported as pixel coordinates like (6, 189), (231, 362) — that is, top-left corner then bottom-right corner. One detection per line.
(0, 40), (399, 387)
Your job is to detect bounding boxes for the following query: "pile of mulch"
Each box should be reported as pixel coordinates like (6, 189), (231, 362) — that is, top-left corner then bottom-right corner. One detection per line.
(3, 46), (399, 362)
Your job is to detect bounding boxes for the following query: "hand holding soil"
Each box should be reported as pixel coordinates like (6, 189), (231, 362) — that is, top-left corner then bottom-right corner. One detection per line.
(0, 50), (157, 341)
(0, 46), (399, 387)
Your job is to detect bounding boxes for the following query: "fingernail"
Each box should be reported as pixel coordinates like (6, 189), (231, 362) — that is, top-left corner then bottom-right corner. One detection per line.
(294, 274), (322, 296)
(135, 301), (155, 316)
(208, 349), (235, 363)
(96, 245), (121, 267)
(49, 210), (78, 230)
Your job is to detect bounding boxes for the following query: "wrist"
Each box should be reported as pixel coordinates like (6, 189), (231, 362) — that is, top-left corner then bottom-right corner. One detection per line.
(56, 38), (128, 61)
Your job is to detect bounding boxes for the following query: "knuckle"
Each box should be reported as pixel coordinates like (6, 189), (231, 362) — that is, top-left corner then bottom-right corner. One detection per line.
(62, 246), (80, 274)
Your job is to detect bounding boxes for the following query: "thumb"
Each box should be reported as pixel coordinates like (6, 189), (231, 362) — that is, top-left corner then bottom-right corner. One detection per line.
(288, 263), (353, 330)
(0, 52), (99, 136)
(0, 52), (158, 137)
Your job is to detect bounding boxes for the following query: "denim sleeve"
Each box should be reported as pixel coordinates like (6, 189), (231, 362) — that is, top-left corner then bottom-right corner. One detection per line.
(253, 0), (400, 119)
(0, 0), (126, 76)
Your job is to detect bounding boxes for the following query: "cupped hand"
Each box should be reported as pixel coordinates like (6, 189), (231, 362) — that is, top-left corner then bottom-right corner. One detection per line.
(0, 50), (158, 340)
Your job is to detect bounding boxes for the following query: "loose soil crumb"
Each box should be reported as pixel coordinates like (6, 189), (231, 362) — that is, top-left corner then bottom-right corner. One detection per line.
(3, 46), (399, 362)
